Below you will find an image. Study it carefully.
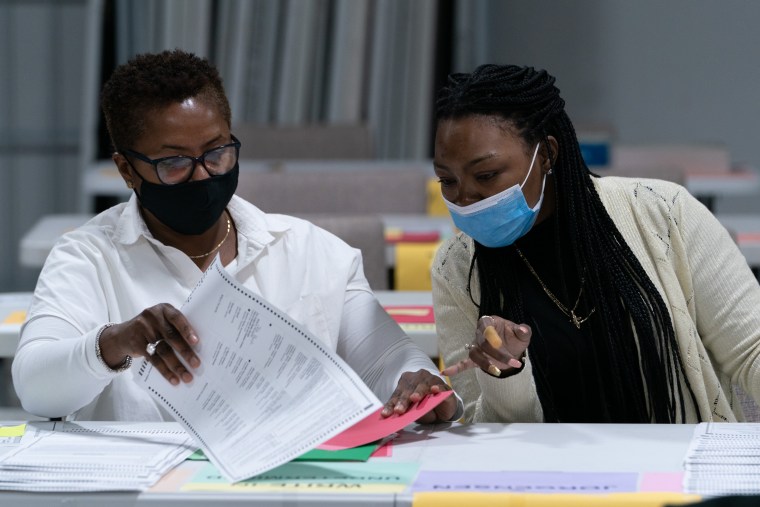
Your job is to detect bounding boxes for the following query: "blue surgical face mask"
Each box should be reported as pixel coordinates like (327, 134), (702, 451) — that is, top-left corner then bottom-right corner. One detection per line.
(444, 143), (546, 248)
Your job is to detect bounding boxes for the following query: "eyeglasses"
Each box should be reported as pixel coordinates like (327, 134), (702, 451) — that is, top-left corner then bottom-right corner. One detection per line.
(121, 135), (241, 185)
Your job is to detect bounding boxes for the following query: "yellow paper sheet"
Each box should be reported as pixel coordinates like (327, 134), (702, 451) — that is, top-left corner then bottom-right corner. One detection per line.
(413, 492), (701, 507)
(2, 310), (26, 325)
(0, 424), (26, 437)
(394, 242), (440, 291)
(386, 308), (431, 317)
(426, 178), (448, 216)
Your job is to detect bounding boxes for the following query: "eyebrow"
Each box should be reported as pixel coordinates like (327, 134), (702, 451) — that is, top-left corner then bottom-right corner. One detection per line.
(160, 134), (226, 152)
(435, 152), (498, 171)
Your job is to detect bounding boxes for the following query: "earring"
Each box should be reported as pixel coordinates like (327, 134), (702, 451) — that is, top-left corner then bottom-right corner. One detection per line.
(547, 168), (553, 175)
(126, 181), (134, 189)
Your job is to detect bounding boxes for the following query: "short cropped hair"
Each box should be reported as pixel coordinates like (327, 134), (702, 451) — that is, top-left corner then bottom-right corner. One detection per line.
(100, 49), (231, 151)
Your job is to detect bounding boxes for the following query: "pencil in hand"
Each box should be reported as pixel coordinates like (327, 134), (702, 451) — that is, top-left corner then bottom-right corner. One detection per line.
(440, 325), (523, 378)
(483, 325), (503, 348)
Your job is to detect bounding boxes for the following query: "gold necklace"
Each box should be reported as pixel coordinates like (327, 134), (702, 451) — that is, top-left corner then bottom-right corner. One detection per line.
(188, 215), (231, 259)
(515, 248), (595, 329)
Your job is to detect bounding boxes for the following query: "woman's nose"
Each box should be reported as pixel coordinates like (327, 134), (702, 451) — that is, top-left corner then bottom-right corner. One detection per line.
(453, 185), (482, 207)
(189, 161), (212, 181)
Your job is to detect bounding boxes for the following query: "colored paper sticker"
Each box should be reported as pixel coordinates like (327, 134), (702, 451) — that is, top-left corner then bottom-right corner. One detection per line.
(182, 461), (419, 492)
(2, 310), (26, 325)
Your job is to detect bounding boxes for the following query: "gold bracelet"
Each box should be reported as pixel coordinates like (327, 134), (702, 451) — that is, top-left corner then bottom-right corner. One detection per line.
(95, 323), (132, 373)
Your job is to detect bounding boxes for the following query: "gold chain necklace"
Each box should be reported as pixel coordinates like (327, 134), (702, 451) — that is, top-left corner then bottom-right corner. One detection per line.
(515, 248), (595, 329)
(188, 214), (231, 259)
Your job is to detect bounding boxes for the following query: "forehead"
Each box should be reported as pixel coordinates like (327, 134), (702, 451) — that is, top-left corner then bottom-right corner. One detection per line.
(434, 115), (526, 158)
(142, 98), (223, 130)
(134, 98), (228, 150)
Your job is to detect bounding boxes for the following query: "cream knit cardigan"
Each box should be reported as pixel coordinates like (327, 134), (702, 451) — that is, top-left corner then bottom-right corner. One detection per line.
(432, 176), (760, 423)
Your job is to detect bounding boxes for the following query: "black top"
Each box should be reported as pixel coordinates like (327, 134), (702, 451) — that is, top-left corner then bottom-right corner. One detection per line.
(513, 214), (643, 422)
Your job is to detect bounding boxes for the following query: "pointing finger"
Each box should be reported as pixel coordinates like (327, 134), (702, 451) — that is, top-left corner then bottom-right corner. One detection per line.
(441, 358), (477, 377)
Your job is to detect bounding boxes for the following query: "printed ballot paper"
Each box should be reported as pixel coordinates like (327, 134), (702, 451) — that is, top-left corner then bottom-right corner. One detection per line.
(135, 258), (382, 483)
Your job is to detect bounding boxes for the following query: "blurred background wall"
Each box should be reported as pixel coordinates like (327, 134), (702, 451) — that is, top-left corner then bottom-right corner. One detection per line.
(1, 0), (759, 291)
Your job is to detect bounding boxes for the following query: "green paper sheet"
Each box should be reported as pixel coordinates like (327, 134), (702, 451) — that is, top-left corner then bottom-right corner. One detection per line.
(187, 441), (379, 463)
(294, 442), (379, 462)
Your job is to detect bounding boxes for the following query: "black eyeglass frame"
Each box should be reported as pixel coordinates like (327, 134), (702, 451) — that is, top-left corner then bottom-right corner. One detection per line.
(120, 134), (241, 185)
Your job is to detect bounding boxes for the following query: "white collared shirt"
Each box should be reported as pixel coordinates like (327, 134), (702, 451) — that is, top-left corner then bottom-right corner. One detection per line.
(13, 195), (457, 420)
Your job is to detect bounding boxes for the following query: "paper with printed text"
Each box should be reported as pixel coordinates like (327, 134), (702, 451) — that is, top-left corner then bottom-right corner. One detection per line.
(135, 257), (382, 482)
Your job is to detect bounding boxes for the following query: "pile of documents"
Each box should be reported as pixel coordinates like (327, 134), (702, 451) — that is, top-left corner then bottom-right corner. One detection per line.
(0, 422), (196, 492)
(0, 258), (451, 491)
(134, 258), (384, 482)
(683, 422), (760, 496)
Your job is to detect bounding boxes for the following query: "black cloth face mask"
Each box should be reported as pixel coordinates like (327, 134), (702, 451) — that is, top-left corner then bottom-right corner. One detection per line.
(134, 164), (239, 235)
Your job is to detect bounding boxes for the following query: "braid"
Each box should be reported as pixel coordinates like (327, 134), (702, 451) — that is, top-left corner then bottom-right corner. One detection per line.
(443, 64), (699, 423)
(439, 65), (562, 138)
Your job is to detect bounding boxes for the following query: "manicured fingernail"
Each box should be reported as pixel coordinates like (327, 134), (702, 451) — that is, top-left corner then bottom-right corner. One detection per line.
(189, 334), (199, 344)
(182, 372), (193, 383)
(508, 358), (522, 368)
(190, 357), (201, 368)
(382, 407), (391, 415)
(487, 364), (502, 376)
(518, 325), (529, 334)
(170, 377), (179, 385)
(395, 403), (404, 412)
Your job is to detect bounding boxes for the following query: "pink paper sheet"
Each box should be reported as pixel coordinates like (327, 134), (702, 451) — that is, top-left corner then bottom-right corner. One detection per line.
(369, 440), (393, 458)
(639, 472), (684, 492)
(317, 390), (454, 450)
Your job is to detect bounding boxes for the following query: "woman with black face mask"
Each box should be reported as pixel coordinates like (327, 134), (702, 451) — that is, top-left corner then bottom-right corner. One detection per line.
(13, 50), (461, 424)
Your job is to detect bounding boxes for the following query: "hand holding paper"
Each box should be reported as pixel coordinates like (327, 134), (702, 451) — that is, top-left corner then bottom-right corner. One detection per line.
(319, 391), (454, 451)
(381, 370), (457, 423)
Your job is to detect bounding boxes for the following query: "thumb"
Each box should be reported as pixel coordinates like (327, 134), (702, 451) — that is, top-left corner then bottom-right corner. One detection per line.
(513, 324), (532, 343)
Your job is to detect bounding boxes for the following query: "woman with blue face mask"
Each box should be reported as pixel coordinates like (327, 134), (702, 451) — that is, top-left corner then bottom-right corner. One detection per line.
(433, 64), (760, 424)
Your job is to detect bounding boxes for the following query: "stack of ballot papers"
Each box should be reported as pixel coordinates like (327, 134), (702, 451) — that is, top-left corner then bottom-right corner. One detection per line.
(0, 258), (452, 490)
(683, 422), (760, 496)
(0, 422), (196, 492)
(134, 257), (400, 482)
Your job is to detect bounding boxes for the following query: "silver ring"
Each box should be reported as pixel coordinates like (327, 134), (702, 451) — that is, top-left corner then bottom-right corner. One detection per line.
(464, 343), (474, 351)
(146, 339), (163, 356)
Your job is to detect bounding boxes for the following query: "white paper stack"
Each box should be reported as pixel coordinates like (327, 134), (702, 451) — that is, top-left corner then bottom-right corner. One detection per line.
(0, 422), (196, 492)
(135, 258), (382, 483)
(683, 422), (760, 496)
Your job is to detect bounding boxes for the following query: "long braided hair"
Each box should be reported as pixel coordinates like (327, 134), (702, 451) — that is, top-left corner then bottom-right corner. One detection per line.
(436, 64), (699, 423)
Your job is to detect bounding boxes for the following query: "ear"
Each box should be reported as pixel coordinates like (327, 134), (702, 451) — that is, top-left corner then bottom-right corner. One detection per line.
(113, 152), (136, 190)
(542, 136), (559, 172)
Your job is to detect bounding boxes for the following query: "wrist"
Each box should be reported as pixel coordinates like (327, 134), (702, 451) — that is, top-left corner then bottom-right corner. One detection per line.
(95, 323), (132, 373)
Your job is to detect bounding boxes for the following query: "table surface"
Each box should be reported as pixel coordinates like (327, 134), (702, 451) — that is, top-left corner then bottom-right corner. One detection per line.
(0, 293), (32, 358)
(0, 291), (437, 360)
(715, 213), (760, 268)
(18, 213), (94, 268)
(84, 158), (760, 195)
(0, 421), (698, 506)
(376, 290), (436, 358)
(715, 213), (760, 233)
(27, 164), (760, 270)
(685, 166), (760, 196)
(19, 213), (454, 270)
